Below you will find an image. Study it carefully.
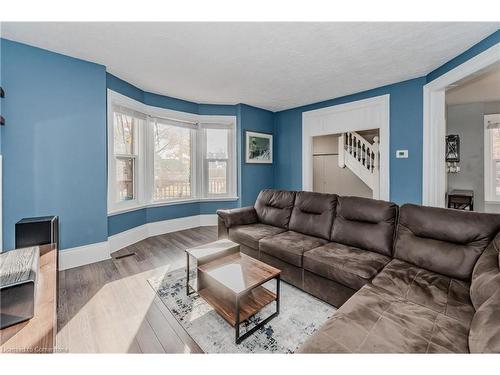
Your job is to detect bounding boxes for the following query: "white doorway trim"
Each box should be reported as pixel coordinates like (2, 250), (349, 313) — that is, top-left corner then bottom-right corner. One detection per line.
(422, 43), (500, 207)
(302, 94), (390, 200)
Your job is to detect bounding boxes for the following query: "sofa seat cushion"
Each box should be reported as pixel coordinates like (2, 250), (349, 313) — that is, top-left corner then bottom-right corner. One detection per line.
(298, 283), (472, 353)
(468, 289), (500, 353)
(259, 231), (328, 267)
(372, 259), (475, 322)
(470, 233), (500, 310)
(228, 223), (286, 250)
(303, 242), (391, 290)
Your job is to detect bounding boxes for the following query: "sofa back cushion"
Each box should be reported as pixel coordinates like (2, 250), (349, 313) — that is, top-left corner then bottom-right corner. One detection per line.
(289, 192), (337, 240)
(470, 233), (500, 310)
(468, 289), (500, 353)
(254, 189), (296, 229)
(331, 196), (398, 256)
(394, 204), (500, 280)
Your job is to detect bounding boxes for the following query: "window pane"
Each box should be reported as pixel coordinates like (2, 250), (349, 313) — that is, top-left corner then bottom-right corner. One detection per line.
(116, 157), (134, 202)
(208, 161), (227, 194)
(206, 128), (228, 159)
(154, 122), (191, 200)
(495, 161), (500, 196)
(490, 129), (500, 160)
(114, 112), (135, 155)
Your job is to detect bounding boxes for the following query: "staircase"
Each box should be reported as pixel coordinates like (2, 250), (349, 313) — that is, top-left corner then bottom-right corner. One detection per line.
(338, 131), (380, 199)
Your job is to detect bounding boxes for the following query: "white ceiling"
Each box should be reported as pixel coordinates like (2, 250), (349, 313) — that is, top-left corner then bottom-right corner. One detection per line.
(1, 22), (499, 111)
(446, 65), (500, 105)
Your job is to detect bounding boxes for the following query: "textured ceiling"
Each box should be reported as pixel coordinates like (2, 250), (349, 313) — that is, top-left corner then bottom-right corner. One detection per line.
(446, 65), (500, 105)
(1, 22), (498, 111)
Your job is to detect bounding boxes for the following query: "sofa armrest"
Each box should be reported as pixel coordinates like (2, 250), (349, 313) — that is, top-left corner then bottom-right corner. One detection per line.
(216, 206), (258, 228)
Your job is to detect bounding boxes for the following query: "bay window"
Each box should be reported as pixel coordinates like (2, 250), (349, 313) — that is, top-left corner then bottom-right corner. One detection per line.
(107, 90), (237, 214)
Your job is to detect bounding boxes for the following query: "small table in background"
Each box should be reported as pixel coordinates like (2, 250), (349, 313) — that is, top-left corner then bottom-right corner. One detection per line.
(447, 189), (474, 211)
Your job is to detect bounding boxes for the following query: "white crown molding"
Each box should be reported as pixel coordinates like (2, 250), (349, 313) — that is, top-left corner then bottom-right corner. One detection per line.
(59, 214), (218, 270)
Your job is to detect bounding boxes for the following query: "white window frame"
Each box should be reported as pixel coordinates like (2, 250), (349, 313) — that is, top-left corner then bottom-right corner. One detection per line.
(107, 104), (147, 213)
(484, 114), (500, 203)
(107, 90), (238, 215)
(199, 122), (237, 199)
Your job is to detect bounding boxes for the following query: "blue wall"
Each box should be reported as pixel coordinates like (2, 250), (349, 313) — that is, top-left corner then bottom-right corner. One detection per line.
(1, 39), (108, 250)
(238, 104), (275, 207)
(107, 73), (237, 116)
(2, 30), (498, 248)
(274, 78), (426, 204)
(0, 43), (275, 247)
(106, 75), (275, 236)
(274, 30), (499, 205)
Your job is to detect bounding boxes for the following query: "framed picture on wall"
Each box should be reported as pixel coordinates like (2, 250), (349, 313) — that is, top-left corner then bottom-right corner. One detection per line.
(245, 131), (273, 164)
(445, 134), (460, 162)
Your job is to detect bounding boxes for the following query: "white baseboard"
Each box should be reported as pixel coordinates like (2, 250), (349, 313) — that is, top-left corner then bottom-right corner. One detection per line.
(59, 214), (218, 271)
(108, 223), (149, 254)
(59, 241), (110, 270)
(199, 214), (218, 226)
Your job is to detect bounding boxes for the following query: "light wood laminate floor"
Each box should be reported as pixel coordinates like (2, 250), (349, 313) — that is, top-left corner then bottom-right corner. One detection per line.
(57, 226), (218, 353)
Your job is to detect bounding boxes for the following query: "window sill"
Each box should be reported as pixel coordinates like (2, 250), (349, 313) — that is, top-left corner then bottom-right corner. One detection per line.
(108, 196), (239, 216)
(485, 200), (500, 205)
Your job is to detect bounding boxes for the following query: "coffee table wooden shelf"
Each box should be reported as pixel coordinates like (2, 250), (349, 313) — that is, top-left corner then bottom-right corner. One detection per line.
(198, 285), (276, 327)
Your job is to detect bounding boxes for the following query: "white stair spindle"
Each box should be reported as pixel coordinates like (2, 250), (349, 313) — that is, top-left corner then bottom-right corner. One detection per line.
(338, 133), (346, 168)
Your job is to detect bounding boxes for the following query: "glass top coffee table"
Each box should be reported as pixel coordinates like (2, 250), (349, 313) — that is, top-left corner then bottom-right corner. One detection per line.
(186, 242), (281, 344)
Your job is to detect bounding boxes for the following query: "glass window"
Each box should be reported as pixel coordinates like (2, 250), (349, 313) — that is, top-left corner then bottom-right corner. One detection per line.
(208, 160), (227, 194)
(495, 161), (500, 197)
(113, 111), (138, 203)
(116, 157), (135, 201)
(484, 115), (500, 203)
(206, 128), (229, 159)
(204, 127), (231, 196)
(153, 121), (192, 201)
(108, 92), (237, 214)
(492, 129), (500, 159)
(113, 112), (135, 155)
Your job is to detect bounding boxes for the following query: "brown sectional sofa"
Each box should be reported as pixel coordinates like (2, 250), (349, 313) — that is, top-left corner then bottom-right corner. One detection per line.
(217, 189), (500, 353)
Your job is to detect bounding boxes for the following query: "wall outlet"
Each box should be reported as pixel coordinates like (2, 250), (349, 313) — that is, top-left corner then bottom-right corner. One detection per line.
(396, 150), (408, 158)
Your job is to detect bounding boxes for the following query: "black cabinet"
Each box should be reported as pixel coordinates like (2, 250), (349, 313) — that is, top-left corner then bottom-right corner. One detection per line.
(15, 216), (59, 249)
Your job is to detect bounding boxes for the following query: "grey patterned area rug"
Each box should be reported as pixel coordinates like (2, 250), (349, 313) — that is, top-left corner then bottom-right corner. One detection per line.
(148, 269), (336, 353)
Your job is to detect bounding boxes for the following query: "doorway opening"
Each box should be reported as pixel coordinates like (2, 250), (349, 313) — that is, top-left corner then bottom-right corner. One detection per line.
(422, 43), (500, 207)
(445, 64), (500, 212)
(302, 94), (390, 201)
(313, 130), (380, 198)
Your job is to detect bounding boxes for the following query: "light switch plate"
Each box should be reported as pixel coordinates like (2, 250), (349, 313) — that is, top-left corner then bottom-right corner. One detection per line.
(396, 150), (408, 158)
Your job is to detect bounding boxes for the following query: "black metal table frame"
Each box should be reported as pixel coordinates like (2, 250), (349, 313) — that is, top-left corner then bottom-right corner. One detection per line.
(186, 252), (196, 296)
(185, 251), (281, 344)
(235, 275), (280, 344)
